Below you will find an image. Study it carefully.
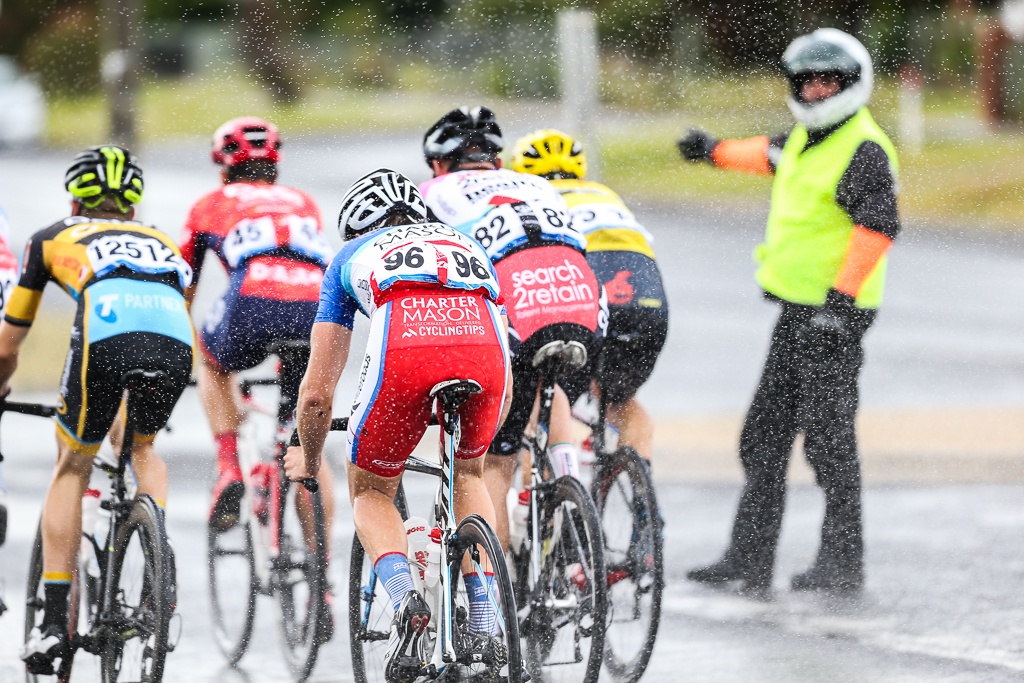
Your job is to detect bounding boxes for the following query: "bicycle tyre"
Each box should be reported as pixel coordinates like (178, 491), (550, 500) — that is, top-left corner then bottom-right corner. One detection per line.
(591, 447), (664, 683)
(276, 479), (328, 681)
(451, 513), (523, 683)
(24, 520), (80, 683)
(520, 475), (607, 683)
(101, 495), (172, 683)
(349, 485), (409, 683)
(207, 517), (258, 664)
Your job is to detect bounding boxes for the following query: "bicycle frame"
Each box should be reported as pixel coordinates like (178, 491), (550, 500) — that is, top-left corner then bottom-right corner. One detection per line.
(5, 370), (172, 669)
(344, 380), (505, 680)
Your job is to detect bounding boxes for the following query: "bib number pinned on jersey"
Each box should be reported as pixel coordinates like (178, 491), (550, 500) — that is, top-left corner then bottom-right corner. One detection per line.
(224, 215), (331, 268)
(86, 235), (193, 289)
(471, 201), (577, 260)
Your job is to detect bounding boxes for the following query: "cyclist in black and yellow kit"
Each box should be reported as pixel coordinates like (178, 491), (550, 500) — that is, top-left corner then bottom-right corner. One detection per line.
(0, 147), (195, 672)
(677, 29), (899, 595)
(511, 129), (669, 461)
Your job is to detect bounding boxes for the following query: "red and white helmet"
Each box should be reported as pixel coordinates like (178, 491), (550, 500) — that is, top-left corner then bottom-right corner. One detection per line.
(211, 117), (282, 167)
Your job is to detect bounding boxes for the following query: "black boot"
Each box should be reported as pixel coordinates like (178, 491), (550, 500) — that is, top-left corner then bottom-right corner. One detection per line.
(687, 559), (772, 595)
(790, 565), (862, 594)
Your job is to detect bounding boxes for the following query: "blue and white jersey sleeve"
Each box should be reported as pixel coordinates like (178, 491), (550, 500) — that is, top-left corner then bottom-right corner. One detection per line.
(314, 243), (361, 329)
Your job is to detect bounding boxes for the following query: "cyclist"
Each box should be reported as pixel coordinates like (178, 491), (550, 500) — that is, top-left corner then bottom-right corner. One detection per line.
(180, 116), (337, 534)
(0, 146), (194, 671)
(284, 169), (512, 682)
(510, 129), (668, 462)
(0, 205), (18, 547)
(677, 28), (899, 594)
(419, 106), (605, 546)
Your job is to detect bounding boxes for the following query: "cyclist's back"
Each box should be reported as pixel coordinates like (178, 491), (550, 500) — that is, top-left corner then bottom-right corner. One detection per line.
(512, 129), (669, 460)
(3, 146), (194, 673)
(420, 107), (604, 543)
(182, 117), (336, 531)
(182, 166), (329, 365)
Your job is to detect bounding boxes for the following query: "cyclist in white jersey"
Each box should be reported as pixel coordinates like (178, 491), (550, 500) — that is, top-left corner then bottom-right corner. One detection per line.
(419, 106), (607, 546)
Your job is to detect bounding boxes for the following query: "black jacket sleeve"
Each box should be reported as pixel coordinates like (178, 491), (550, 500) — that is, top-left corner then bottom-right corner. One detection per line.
(835, 141), (900, 240)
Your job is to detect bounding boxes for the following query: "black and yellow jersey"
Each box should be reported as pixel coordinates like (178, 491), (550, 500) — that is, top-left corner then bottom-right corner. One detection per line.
(549, 179), (656, 260)
(4, 217), (193, 326)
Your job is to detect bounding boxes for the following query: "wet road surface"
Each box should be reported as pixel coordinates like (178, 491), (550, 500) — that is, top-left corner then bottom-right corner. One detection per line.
(0, 139), (1021, 680)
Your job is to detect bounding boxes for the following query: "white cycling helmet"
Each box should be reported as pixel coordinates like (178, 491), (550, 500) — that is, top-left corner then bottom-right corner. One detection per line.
(337, 168), (429, 241)
(783, 28), (873, 131)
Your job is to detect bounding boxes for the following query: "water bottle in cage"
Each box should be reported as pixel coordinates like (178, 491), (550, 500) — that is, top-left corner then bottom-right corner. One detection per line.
(250, 463), (272, 525)
(404, 517), (430, 595)
(80, 488), (103, 578)
(424, 526), (443, 610)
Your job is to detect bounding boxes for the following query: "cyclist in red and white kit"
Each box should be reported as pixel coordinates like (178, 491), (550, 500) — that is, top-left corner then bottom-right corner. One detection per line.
(179, 117), (336, 532)
(0, 205), (19, 547)
(419, 106), (607, 546)
(284, 169), (513, 681)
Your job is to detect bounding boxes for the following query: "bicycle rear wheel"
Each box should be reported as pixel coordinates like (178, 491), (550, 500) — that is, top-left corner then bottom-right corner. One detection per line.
(24, 521), (81, 683)
(101, 495), (172, 683)
(207, 516), (258, 664)
(451, 514), (523, 683)
(275, 478), (327, 681)
(592, 447), (664, 683)
(520, 476), (607, 683)
(349, 485), (408, 683)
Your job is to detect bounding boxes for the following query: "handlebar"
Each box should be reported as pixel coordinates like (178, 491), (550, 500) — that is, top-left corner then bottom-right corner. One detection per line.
(0, 399), (58, 462)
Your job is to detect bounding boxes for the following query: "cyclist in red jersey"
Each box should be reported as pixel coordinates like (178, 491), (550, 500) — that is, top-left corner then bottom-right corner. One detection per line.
(180, 117), (337, 537)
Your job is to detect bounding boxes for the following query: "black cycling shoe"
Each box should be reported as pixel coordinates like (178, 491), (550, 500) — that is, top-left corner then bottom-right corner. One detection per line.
(791, 566), (863, 594)
(209, 479), (245, 531)
(21, 624), (68, 675)
(385, 591), (430, 683)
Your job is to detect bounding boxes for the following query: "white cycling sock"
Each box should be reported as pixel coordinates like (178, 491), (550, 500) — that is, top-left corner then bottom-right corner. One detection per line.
(549, 442), (581, 480)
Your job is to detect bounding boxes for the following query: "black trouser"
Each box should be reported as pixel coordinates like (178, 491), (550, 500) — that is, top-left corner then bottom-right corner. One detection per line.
(724, 300), (875, 584)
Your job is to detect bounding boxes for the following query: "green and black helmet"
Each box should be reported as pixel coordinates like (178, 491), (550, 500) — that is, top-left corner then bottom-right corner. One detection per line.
(64, 145), (144, 213)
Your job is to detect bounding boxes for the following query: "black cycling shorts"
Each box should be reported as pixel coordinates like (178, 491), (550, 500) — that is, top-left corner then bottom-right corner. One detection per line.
(491, 322), (599, 457)
(586, 250), (668, 403)
(57, 331), (193, 456)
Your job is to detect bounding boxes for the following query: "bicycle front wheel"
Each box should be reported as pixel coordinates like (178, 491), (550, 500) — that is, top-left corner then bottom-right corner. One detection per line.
(207, 516), (258, 664)
(452, 514), (523, 683)
(592, 447), (664, 683)
(24, 520), (81, 683)
(275, 479), (327, 681)
(520, 476), (607, 683)
(101, 495), (173, 683)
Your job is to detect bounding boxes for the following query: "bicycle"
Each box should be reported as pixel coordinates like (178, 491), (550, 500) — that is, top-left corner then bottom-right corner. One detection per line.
(510, 340), (609, 683)
(205, 340), (328, 681)
(14, 370), (177, 683)
(576, 339), (665, 683)
(345, 379), (523, 683)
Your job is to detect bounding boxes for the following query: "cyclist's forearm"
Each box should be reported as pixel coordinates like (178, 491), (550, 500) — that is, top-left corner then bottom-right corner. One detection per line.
(296, 391), (332, 472)
(0, 321), (30, 389)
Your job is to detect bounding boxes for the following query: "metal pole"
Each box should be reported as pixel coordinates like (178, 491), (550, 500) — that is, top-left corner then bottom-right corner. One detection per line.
(101, 0), (139, 149)
(558, 9), (600, 180)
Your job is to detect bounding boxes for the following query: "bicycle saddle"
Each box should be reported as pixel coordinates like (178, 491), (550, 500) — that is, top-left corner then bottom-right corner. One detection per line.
(430, 379), (483, 410)
(121, 369), (171, 393)
(266, 339), (311, 359)
(531, 340), (588, 372)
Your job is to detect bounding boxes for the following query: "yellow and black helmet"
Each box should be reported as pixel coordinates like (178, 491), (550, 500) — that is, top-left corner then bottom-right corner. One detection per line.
(64, 145), (144, 213)
(510, 129), (586, 180)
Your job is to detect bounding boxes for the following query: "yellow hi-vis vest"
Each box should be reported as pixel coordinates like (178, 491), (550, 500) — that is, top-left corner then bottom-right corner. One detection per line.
(756, 108), (898, 309)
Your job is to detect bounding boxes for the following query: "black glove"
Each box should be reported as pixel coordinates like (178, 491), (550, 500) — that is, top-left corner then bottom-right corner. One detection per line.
(677, 128), (718, 162)
(806, 289), (856, 341)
